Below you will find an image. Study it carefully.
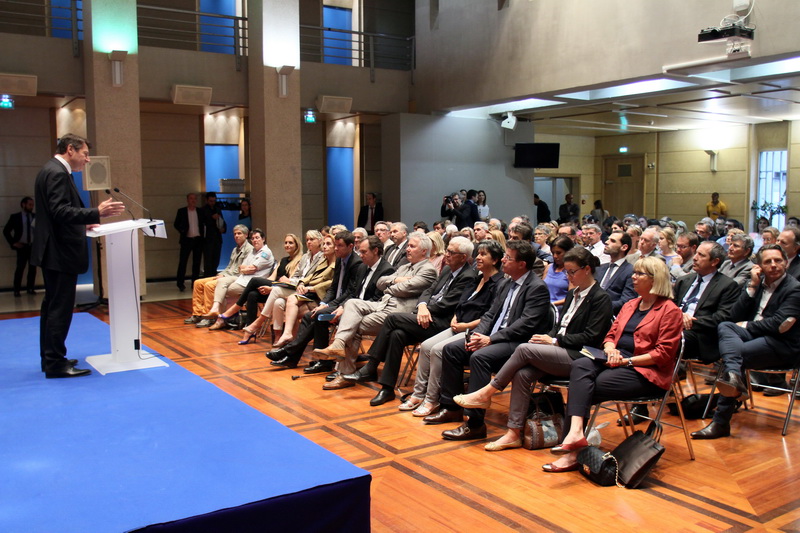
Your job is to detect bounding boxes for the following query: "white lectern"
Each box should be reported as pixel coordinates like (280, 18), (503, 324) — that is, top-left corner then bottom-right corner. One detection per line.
(86, 219), (169, 375)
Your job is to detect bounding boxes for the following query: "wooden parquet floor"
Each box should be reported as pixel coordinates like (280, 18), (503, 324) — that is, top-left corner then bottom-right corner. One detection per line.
(11, 300), (800, 532)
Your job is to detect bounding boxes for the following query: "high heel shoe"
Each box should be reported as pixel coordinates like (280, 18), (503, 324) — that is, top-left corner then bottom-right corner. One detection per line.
(238, 331), (257, 345)
(550, 437), (588, 454)
(208, 315), (230, 331)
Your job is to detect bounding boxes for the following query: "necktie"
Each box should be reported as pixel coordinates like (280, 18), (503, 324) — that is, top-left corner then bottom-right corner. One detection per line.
(681, 278), (704, 312)
(490, 283), (518, 335)
(600, 263), (617, 289)
(336, 260), (347, 299)
(25, 213), (32, 244)
(358, 268), (375, 300)
(368, 207), (374, 231)
(432, 275), (454, 303)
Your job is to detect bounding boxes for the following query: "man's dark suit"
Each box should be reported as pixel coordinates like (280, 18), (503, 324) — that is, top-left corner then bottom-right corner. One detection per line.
(440, 271), (551, 426)
(673, 271), (740, 362)
(30, 158), (100, 372)
(384, 240), (409, 268)
(370, 265), (479, 388)
(440, 200), (480, 229)
(174, 206), (206, 289)
(278, 256), (393, 364)
(786, 256), (800, 279)
(594, 260), (636, 314)
(3, 210), (37, 293)
(711, 274), (800, 426)
(535, 200), (551, 225)
(356, 202), (384, 234)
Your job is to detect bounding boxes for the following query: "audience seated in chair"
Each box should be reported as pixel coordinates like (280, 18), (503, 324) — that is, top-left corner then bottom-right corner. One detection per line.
(543, 256), (682, 473)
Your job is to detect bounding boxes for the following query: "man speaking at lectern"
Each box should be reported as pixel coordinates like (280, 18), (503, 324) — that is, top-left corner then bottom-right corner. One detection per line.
(31, 134), (125, 378)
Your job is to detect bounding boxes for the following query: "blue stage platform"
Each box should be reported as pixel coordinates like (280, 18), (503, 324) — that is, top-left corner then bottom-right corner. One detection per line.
(0, 314), (370, 532)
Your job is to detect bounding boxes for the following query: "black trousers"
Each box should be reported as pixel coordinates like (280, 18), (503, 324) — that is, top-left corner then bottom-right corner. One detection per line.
(237, 278), (272, 325)
(177, 237), (204, 288)
(13, 244), (36, 292)
(282, 306), (337, 360)
(368, 312), (450, 388)
(40, 268), (78, 372)
(566, 358), (665, 421)
(441, 340), (520, 427)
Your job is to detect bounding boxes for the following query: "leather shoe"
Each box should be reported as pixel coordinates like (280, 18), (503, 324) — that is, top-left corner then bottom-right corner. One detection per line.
(442, 423), (487, 441)
(617, 404), (649, 426)
(46, 366), (92, 378)
(551, 437), (588, 454)
(423, 408), (463, 425)
(270, 355), (299, 369)
(453, 393), (492, 410)
(304, 359), (336, 375)
(326, 371), (339, 382)
(195, 319), (214, 328)
(716, 371), (749, 400)
(341, 363), (378, 382)
(41, 358), (78, 372)
(265, 347), (288, 361)
(691, 421), (731, 440)
(184, 316), (201, 324)
(542, 462), (580, 473)
(323, 375), (355, 390)
(370, 388), (396, 406)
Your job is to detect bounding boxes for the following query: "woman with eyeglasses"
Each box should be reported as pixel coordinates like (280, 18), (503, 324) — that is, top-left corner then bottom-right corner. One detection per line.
(453, 247), (612, 451)
(541, 256), (682, 473)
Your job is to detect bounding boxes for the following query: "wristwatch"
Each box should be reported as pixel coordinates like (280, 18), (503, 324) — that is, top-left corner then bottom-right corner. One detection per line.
(626, 358), (634, 368)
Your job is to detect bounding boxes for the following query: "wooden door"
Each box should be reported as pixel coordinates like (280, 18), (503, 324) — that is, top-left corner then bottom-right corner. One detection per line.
(603, 155), (644, 218)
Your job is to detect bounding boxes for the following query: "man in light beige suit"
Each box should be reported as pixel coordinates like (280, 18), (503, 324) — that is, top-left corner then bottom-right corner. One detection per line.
(314, 232), (438, 375)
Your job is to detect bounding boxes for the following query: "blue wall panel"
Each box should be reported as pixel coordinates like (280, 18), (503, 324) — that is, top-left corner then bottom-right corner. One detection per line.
(323, 6), (352, 65)
(200, 0), (235, 54)
(204, 145), (240, 270)
(326, 147), (354, 227)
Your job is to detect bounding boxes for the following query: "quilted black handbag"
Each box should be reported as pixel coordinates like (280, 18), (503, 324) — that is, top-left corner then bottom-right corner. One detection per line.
(577, 446), (619, 487)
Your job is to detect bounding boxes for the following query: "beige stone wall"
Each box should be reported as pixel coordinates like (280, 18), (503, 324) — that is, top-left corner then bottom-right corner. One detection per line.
(140, 112), (203, 280)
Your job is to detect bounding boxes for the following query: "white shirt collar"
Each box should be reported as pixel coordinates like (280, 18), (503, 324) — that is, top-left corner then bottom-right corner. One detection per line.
(54, 154), (73, 174)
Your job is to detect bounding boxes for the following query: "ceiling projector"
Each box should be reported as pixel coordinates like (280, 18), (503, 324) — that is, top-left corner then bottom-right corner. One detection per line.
(501, 113), (517, 130)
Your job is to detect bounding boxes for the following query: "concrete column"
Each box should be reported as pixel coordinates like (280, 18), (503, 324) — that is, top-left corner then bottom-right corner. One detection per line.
(83, 0), (145, 295)
(247, 0), (303, 253)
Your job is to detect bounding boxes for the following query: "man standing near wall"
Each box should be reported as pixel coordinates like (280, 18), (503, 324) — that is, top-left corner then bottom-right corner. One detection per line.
(31, 133), (125, 378)
(557, 194), (579, 224)
(4, 196), (37, 296)
(533, 194), (551, 225)
(174, 193), (205, 292)
(201, 191), (226, 276)
(357, 192), (383, 235)
(706, 192), (728, 221)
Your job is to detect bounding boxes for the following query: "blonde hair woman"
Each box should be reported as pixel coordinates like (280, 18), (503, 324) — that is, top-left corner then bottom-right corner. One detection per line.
(427, 231), (446, 273)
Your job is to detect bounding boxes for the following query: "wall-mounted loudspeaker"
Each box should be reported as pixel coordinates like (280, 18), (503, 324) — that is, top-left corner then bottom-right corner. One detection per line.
(83, 156), (111, 191)
(171, 85), (213, 106)
(0, 73), (37, 96)
(316, 95), (353, 114)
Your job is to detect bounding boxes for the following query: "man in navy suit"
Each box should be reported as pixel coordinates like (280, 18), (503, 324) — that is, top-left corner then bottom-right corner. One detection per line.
(31, 134), (125, 378)
(3, 196), (37, 296)
(693, 245), (800, 439)
(426, 240), (551, 440)
(594, 231), (637, 314)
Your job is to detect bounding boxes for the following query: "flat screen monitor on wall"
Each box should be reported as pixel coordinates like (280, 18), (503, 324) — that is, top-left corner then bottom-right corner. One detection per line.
(513, 143), (560, 168)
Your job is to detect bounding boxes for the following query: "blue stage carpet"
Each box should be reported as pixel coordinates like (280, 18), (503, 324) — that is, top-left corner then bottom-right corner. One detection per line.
(0, 314), (370, 532)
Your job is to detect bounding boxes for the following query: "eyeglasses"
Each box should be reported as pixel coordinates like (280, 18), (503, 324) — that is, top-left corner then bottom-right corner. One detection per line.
(445, 250), (465, 256)
(632, 271), (653, 278)
(565, 268), (582, 276)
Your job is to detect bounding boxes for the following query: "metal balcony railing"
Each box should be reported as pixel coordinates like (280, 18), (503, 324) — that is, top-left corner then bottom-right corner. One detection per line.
(137, 4), (248, 71)
(0, 0), (82, 56)
(300, 24), (414, 82)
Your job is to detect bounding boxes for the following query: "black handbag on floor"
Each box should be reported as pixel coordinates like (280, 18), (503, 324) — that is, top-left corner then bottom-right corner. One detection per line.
(522, 390), (565, 450)
(614, 422), (665, 488)
(577, 422), (665, 488)
(577, 446), (619, 486)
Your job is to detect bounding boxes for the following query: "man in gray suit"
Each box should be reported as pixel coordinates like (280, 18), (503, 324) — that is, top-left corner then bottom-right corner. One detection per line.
(718, 233), (754, 287)
(314, 232), (438, 373)
(384, 222), (410, 267)
(669, 232), (699, 282)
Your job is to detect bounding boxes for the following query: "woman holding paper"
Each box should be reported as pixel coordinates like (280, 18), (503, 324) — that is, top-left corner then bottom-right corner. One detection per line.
(542, 256), (682, 473)
(453, 246), (613, 451)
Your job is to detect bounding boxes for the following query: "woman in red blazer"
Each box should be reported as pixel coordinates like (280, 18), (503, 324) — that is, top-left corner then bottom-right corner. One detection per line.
(542, 256), (683, 473)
